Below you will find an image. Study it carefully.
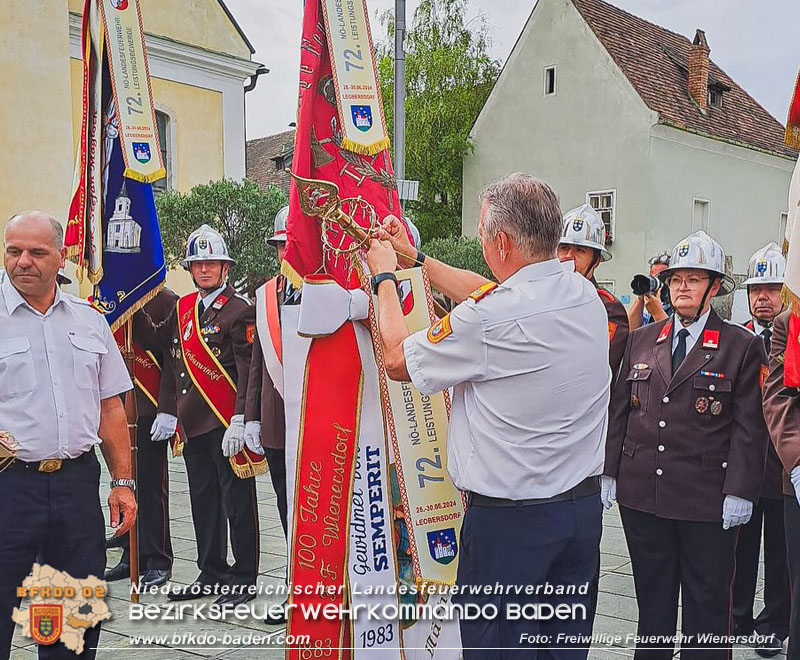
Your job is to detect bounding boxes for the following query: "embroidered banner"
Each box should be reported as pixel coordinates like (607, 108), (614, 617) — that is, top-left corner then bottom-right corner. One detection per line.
(282, 0), (403, 290)
(287, 322), (362, 659)
(176, 294), (266, 478)
(377, 268), (464, 586)
(255, 277), (284, 397)
(320, 0), (389, 155)
(98, 0), (165, 183)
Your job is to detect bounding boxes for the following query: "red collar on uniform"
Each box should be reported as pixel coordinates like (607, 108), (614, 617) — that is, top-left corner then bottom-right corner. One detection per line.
(656, 320), (672, 344)
(702, 329), (720, 349)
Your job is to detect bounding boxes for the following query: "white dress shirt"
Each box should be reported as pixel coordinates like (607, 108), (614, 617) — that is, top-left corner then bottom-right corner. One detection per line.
(0, 277), (132, 461)
(671, 308), (711, 355)
(403, 259), (611, 499)
(200, 284), (227, 312)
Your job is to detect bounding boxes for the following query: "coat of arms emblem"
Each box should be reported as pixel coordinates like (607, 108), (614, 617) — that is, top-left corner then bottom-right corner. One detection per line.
(30, 604), (62, 645)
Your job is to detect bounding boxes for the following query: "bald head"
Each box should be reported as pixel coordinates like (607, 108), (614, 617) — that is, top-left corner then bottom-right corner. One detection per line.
(5, 212), (64, 249)
(4, 211), (66, 304)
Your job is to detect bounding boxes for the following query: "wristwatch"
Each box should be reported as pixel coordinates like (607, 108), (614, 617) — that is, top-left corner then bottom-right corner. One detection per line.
(371, 272), (398, 295)
(110, 478), (136, 491)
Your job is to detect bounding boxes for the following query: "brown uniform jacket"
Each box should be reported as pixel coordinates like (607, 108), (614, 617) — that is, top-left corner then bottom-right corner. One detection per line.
(244, 277), (288, 450)
(131, 288), (178, 418)
(596, 285), (629, 387)
(135, 284), (255, 439)
(744, 319), (784, 500)
(762, 310), (800, 496)
(604, 309), (769, 522)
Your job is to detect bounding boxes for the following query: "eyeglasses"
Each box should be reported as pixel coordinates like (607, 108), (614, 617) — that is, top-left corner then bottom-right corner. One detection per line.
(667, 275), (710, 290)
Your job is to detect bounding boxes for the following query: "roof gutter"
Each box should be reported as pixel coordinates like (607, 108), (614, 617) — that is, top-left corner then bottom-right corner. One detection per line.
(245, 66), (269, 93)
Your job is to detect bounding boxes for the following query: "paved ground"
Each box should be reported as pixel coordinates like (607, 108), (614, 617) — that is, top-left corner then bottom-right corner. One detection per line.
(10, 459), (783, 659)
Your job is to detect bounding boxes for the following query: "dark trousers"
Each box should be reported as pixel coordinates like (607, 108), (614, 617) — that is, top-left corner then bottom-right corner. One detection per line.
(456, 493), (602, 660)
(620, 506), (736, 660)
(183, 428), (259, 585)
(784, 494), (800, 660)
(263, 447), (287, 539)
(732, 497), (790, 638)
(0, 452), (105, 660)
(117, 416), (173, 570)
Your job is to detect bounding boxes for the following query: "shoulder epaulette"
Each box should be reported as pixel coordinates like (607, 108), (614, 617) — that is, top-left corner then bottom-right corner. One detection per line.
(724, 319), (755, 336)
(467, 282), (498, 303)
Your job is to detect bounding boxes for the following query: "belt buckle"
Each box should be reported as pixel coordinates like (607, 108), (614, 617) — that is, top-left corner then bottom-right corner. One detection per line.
(38, 459), (62, 473)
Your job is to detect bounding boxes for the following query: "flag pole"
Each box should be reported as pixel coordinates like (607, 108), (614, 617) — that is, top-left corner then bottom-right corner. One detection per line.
(123, 318), (141, 603)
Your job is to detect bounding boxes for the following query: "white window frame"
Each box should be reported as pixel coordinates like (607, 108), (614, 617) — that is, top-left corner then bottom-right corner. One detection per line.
(691, 197), (711, 233)
(780, 211), (789, 244)
(597, 279), (616, 294)
(585, 189), (616, 244)
(153, 105), (177, 192)
(544, 65), (557, 97)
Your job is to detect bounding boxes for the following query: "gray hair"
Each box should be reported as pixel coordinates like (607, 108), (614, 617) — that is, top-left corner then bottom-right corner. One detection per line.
(479, 173), (562, 260)
(4, 211), (64, 249)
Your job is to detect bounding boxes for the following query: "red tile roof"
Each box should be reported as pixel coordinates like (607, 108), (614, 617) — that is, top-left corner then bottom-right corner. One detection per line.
(246, 129), (295, 195)
(571, 0), (797, 159)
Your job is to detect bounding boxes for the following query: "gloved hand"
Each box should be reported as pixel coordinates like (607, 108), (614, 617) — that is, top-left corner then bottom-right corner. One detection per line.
(791, 466), (800, 507)
(722, 495), (753, 530)
(244, 421), (265, 456)
(221, 415), (246, 457)
(150, 413), (177, 442)
(600, 476), (617, 510)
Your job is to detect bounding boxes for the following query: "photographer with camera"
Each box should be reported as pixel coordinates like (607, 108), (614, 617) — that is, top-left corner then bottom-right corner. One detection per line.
(628, 253), (673, 330)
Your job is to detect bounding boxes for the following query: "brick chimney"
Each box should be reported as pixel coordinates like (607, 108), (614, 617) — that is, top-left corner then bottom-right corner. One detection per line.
(688, 29), (710, 110)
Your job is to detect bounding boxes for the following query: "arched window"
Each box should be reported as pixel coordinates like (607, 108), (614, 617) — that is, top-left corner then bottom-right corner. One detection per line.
(153, 110), (172, 193)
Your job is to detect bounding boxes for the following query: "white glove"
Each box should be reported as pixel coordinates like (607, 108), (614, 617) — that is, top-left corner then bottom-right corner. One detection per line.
(791, 466), (800, 507)
(600, 476), (617, 510)
(222, 414), (246, 457)
(150, 413), (177, 442)
(722, 495), (753, 530)
(244, 421), (265, 456)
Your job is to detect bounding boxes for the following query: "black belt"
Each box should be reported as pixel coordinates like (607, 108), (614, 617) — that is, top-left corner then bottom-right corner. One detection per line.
(7, 452), (93, 474)
(467, 476), (600, 507)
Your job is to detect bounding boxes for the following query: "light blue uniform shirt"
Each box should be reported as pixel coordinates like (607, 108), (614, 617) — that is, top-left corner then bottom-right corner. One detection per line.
(0, 276), (132, 461)
(403, 259), (611, 499)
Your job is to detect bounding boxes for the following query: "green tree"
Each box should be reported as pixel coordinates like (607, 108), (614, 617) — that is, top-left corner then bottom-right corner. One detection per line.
(155, 179), (286, 293)
(377, 0), (500, 241)
(423, 235), (493, 281)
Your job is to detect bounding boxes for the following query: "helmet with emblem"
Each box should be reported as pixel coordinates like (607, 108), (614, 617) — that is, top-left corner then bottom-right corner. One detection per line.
(267, 206), (289, 247)
(658, 230), (736, 296)
(742, 242), (785, 286)
(181, 224), (235, 269)
(559, 204), (612, 261)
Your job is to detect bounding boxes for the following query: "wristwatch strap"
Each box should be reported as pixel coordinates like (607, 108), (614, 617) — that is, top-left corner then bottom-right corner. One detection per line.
(371, 272), (398, 295)
(110, 478), (136, 491)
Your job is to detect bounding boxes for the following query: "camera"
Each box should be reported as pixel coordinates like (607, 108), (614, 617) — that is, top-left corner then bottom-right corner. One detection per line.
(631, 274), (661, 296)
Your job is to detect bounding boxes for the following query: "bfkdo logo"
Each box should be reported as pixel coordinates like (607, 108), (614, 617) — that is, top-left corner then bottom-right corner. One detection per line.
(30, 605), (62, 645)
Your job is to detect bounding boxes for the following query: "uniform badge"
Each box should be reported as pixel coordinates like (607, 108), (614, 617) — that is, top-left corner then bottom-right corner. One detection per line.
(631, 394), (640, 409)
(246, 323), (256, 344)
(760, 364), (769, 389)
(30, 604), (62, 645)
(572, 218), (585, 233)
(710, 400), (723, 416)
(183, 319), (194, 341)
(608, 321), (618, 342)
(633, 363), (649, 370)
(201, 324), (221, 336)
(695, 397), (709, 414)
(213, 295), (228, 311)
(657, 322), (672, 344)
(699, 370), (725, 379)
(212, 347), (222, 357)
(702, 329), (720, 349)
(467, 282), (498, 303)
(678, 242), (690, 258)
(427, 314), (453, 344)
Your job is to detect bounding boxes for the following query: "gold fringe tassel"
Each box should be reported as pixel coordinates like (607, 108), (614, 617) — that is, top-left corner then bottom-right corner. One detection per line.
(783, 239), (790, 257)
(786, 125), (800, 150)
(281, 260), (305, 290)
(228, 452), (269, 479)
(340, 136), (391, 157)
(781, 284), (800, 311)
(123, 166), (167, 185)
(108, 282), (165, 334)
(170, 435), (184, 458)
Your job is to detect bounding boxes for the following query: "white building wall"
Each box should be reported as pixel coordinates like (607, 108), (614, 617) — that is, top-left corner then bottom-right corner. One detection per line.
(647, 125), (794, 280)
(462, 0), (657, 294)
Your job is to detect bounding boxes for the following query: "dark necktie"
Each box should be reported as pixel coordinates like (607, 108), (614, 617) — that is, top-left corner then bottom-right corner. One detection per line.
(672, 328), (690, 375)
(762, 328), (772, 355)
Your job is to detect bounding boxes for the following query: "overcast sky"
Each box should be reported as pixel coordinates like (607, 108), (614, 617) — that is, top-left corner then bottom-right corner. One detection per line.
(226, 0), (800, 141)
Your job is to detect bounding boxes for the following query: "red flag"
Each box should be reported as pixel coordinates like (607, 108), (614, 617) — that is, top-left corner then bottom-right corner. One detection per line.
(786, 66), (800, 149)
(282, 0), (404, 291)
